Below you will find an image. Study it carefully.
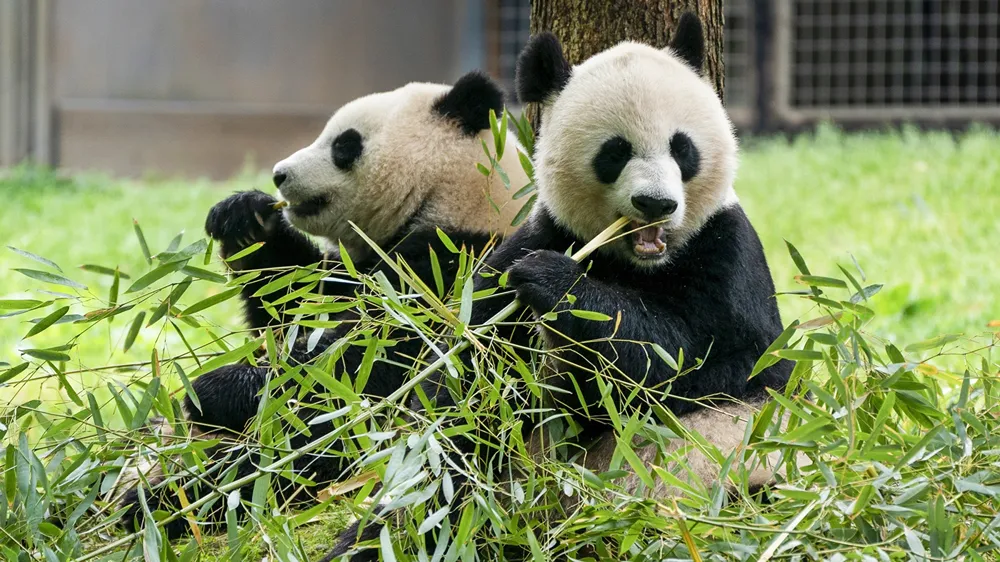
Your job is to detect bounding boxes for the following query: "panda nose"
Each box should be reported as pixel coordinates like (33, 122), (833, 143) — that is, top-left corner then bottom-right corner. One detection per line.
(273, 172), (288, 189)
(631, 195), (678, 219)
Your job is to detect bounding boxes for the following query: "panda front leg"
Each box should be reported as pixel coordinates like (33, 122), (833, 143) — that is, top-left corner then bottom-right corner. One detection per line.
(205, 189), (328, 332)
(118, 441), (263, 539)
(117, 369), (358, 540)
(505, 250), (748, 418)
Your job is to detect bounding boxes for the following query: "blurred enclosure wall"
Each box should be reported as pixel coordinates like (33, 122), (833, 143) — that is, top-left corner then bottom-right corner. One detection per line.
(0, 0), (484, 178)
(2, 0), (999, 179)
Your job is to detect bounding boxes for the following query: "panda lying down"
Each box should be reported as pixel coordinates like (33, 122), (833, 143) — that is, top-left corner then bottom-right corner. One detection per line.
(328, 12), (794, 562)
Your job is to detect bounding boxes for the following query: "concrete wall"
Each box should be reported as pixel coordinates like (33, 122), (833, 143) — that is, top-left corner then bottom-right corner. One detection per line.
(2, 0), (485, 179)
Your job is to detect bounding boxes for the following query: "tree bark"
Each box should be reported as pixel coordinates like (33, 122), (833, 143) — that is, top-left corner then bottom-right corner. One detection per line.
(529, 0), (725, 101)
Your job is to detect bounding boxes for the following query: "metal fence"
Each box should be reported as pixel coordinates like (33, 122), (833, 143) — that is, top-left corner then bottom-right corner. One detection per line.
(724, 0), (757, 128)
(773, 0), (1000, 125)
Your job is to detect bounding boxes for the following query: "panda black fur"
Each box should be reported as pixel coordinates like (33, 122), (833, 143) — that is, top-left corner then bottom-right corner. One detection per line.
(328, 13), (794, 561)
(116, 71), (530, 538)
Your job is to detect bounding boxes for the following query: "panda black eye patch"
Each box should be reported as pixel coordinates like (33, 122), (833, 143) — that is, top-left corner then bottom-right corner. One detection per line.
(332, 128), (364, 170)
(592, 136), (633, 184)
(669, 131), (700, 182)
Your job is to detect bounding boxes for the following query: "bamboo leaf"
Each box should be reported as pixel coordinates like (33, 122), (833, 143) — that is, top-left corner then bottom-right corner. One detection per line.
(125, 260), (187, 293)
(0, 362), (30, 385)
(569, 309), (612, 322)
(435, 228), (459, 254)
(179, 286), (242, 317)
(109, 267), (121, 308)
(905, 334), (961, 353)
(165, 231), (183, 253)
(79, 263), (131, 279)
(174, 362), (200, 414)
(774, 349), (824, 362)
(750, 319), (799, 378)
(784, 239), (811, 275)
(512, 180), (536, 200)
(225, 241), (265, 262)
(616, 435), (655, 489)
(180, 265), (227, 284)
(338, 241), (357, 278)
(134, 219), (152, 264)
(650, 343), (678, 370)
(794, 275), (848, 289)
(157, 239), (208, 264)
(22, 348), (71, 362)
(7, 245), (63, 272)
(0, 299), (43, 310)
(418, 506), (450, 535)
(130, 376), (161, 430)
(24, 306), (69, 338)
(511, 193), (537, 227)
(124, 311), (146, 352)
(14, 268), (87, 290)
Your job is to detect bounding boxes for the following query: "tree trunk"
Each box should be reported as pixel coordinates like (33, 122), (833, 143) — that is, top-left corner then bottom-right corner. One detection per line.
(529, 0), (725, 101)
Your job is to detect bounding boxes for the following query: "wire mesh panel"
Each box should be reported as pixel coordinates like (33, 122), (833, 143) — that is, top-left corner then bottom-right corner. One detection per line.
(724, 0), (756, 127)
(494, 0), (531, 100)
(775, 0), (1000, 123)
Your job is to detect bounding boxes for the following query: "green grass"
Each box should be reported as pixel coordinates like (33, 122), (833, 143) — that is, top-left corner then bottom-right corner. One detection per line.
(740, 125), (1000, 343)
(3, 125), (998, 375)
(0, 167), (263, 403)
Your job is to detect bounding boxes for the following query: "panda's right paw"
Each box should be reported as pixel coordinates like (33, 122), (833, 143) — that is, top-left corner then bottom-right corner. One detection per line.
(205, 190), (283, 255)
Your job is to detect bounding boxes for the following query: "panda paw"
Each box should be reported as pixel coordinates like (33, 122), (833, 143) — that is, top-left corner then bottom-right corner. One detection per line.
(205, 190), (284, 254)
(117, 482), (190, 539)
(506, 250), (582, 312)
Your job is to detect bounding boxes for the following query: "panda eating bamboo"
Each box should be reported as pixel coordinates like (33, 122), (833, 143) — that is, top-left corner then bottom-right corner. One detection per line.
(329, 12), (794, 561)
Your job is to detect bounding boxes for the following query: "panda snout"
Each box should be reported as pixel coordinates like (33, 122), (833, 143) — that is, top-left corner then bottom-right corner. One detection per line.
(631, 195), (678, 220)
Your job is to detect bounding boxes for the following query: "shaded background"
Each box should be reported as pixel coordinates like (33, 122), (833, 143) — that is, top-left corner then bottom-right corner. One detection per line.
(1, 0), (998, 179)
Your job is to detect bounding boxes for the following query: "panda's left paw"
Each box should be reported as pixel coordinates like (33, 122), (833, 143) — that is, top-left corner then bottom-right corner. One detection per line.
(506, 250), (582, 312)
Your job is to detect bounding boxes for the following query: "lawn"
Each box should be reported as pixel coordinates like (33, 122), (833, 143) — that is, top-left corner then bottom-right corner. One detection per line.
(0, 167), (257, 402)
(1, 125), (999, 560)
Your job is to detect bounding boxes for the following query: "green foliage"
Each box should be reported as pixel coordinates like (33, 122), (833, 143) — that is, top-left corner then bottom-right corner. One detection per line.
(0, 126), (998, 560)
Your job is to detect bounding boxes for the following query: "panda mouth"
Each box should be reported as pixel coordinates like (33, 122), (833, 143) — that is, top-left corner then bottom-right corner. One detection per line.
(287, 195), (329, 217)
(629, 220), (667, 258)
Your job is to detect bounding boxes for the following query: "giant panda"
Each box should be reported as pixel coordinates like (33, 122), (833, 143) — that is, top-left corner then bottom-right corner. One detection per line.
(116, 71), (531, 539)
(327, 12), (795, 562)
(504, 13), (797, 504)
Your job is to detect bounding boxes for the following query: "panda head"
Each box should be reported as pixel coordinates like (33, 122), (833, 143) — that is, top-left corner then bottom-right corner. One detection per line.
(272, 71), (526, 258)
(516, 13), (738, 267)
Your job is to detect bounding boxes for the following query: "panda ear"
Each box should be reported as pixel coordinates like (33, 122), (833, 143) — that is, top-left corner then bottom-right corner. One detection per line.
(515, 32), (571, 104)
(433, 71), (505, 136)
(668, 12), (705, 74)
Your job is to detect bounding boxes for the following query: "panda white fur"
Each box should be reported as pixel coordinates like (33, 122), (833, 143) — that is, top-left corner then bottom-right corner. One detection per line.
(328, 13), (794, 561)
(116, 71), (531, 539)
